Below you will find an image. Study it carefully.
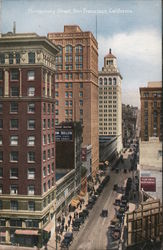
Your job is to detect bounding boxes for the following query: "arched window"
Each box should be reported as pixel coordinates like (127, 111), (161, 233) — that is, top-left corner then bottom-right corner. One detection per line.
(76, 45), (83, 54)
(65, 45), (73, 54)
(99, 78), (103, 85)
(109, 78), (112, 85)
(104, 78), (107, 85)
(113, 78), (117, 85)
(28, 52), (35, 64)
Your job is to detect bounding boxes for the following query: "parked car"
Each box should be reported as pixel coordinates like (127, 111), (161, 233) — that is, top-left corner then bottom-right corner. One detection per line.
(64, 232), (73, 243)
(82, 209), (89, 217)
(86, 203), (93, 210)
(101, 209), (108, 217)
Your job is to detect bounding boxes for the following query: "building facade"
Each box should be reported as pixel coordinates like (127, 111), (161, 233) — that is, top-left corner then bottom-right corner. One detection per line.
(139, 81), (162, 141)
(139, 81), (162, 202)
(0, 32), (59, 246)
(98, 49), (123, 154)
(48, 25), (99, 176)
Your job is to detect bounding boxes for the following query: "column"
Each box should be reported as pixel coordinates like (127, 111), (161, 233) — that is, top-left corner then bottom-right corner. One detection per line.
(49, 73), (52, 97)
(45, 72), (47, 97)
(19, 68), (22, 97)
(4, 69), (9, 97)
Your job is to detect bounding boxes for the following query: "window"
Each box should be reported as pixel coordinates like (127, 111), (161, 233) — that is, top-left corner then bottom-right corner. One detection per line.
(55, 109), (58, 115)
(0, 135), (2, 145)
(43, 167), (46, 177)
(79, 91), (83, 97)
(55, 91), (58, 97)
(26, 219), (39, 228)
(52, 134), (54, 143)
(43, 103), (46, 113)
(10, 102), (18, 113)
(11, 201), (18, 210)
(10, 119), (18, 129)
(10, 136), (18, 145)
(43, 119), (46, 129)
(107, 60), (113, 65)
(80, 109), (83, 115)
(28, 103), (35, 113)
(28, 87), (35, 96)
(10, 185), (18, 194)
(80, 82), (83, 88)
(9, 53), (14, 64)
(52, 162), (54, 172)
(0, 53), (5, 64)
(48, 180), (50, 189)
(65, 92), (68, 98)
(27, 152), (35, 162)
(65, 110), (68, 115)
(47, 119), (50, 129)
(11, 87), (19, 96)
(0, 151), (3, 161)
(79, 100), (83, 106)
(28, 120), (35, 130)
(27, 71), (35, 80)
(43, 151), (46, 161)
(0, 119), (3, 129)
(0, 87), (3, 96)
(113, 78), (116, 85)
(16, 53), (20, 64)
(43, 134), (46, 145)
(28, 52), (35, 64)
(48, 149), (50, 159)
(27, 136), (35, 146)
(0, 185), (2, 194)
(10, 168), (18, 179)
(76, 45), (83, 54)
(65, 45), (72, 54)
(10, 151), (18, 162)
(43, 183), (46, 193)
(47, 165), (50, 175)
(52, 104), (55, 112)
(47, 134), (50, 144)
(28, 201), (35, 211)
(0, 168), (3, 178)
(0, 202), (3, 210)
(28, 185), (35, 195)
(28, 169), (35, 179)
(10, 69), (19, 80)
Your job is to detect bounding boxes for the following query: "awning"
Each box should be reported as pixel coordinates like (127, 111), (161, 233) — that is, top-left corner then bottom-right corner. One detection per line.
(71, 199), (80, 208)
(15, 230), (38, 236)
(43, 221), (54, 233)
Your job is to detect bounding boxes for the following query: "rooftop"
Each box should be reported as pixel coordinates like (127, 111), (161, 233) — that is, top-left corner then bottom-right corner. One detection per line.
(104, 48), (116, 59)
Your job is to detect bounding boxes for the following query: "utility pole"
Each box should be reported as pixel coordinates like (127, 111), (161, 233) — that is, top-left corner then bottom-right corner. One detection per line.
(0, 0), (2, 35)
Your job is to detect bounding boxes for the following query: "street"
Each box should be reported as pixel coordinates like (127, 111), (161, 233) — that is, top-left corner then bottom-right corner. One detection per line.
(70, 156), (132, 250)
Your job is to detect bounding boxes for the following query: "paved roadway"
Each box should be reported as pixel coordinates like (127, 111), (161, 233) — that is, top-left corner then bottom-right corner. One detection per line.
(70, 158), (132, 250)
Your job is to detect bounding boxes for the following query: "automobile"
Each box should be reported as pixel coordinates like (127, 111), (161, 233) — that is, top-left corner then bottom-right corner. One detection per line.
(129, 148), (132, 152)
(88, 198), (95, 205)
(64, 232), (73, 243)
(72, 225), (80, 231)
(61, 239), (69, 248)
(92, 195), (97, 201)
(101, 209), (108, 217)
(111, 228), (121, 240)
(86, 203), (93, 210)
(82, 209), (89, 217)
(72, 219), (81, 228)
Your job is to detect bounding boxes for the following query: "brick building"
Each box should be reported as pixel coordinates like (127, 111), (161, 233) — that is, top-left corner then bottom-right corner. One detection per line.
(48, 25), (99, 176)
(0, 32), (59, 246)
(139, 81), (162, 141)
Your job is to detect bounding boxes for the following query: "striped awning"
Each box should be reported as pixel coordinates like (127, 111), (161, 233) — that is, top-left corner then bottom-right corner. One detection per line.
(15, 230), (38, 236)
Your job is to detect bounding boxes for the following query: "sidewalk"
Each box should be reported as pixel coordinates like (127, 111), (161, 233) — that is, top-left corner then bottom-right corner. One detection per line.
(45, 173), (106, 250)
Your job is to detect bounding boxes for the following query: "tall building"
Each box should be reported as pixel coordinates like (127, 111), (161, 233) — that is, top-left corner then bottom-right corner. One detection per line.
(48, 25), (99, 176)
(98, 49), (123, 153)
(0, 32), (59, 246)
(139, 81), (162, 141)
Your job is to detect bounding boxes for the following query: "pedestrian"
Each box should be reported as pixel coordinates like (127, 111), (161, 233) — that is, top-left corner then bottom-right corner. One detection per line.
(65, 224), (68, 231)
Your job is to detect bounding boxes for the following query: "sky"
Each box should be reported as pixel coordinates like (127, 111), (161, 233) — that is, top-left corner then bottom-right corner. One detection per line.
(1, 0), (162, 107)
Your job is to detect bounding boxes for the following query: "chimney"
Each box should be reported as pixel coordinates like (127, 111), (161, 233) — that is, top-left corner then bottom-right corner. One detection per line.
(109, 48), (111, 54)
(13, 21), (16, 34)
